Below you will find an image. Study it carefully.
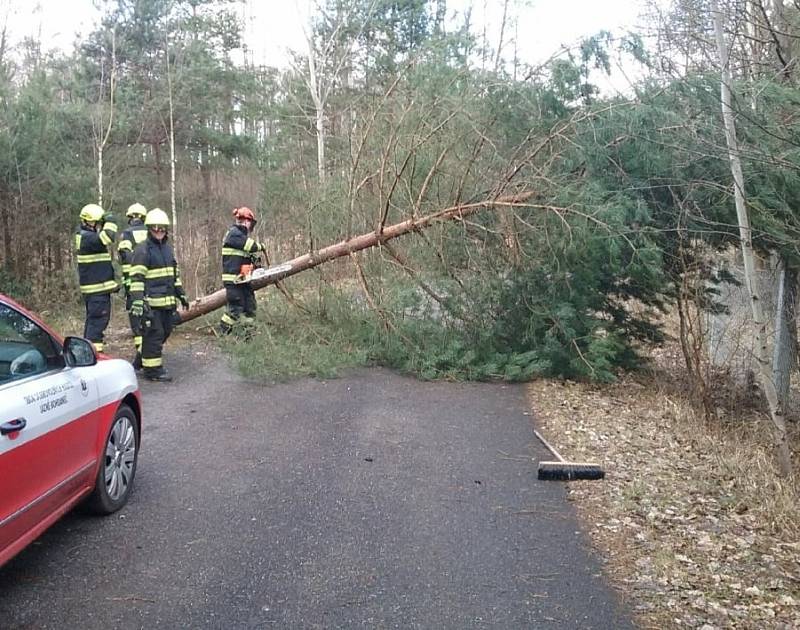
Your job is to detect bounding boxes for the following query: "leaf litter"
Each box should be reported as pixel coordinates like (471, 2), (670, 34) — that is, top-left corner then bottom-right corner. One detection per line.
(528, 343), (800, 630)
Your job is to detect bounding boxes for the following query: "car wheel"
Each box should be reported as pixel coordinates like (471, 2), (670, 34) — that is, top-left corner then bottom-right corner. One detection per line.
(86, 404), (139, 514)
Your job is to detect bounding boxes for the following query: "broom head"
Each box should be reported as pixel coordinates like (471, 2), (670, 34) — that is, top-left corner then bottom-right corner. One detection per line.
(538, 460), (605, 481)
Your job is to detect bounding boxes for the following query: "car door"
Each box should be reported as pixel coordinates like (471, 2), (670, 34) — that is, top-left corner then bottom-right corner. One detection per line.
(0, 303), (99, 555)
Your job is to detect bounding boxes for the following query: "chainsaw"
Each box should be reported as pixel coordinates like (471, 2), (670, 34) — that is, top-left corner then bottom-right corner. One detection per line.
(233, 256), (293, 284)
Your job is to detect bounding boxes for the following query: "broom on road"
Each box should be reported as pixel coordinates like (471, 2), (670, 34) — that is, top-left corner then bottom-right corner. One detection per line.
(533, 429), (605, 481)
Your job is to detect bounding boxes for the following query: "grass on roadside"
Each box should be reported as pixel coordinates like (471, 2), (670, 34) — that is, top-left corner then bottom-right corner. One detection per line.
(221, 281), (553, 383)
(222, 297), (370, 381)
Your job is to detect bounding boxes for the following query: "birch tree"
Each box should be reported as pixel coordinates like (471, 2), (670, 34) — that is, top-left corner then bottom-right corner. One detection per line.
(93, 30), (116, 208)
(300, 0), (377, 185)
(711, 0), (792, 476)
(165, 26), (177, 234)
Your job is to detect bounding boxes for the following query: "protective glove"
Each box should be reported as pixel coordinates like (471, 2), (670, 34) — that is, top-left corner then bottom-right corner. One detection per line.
(103, 213), (116, 224)
(178, 294), (190, 309)
(130, 300), (144, 317)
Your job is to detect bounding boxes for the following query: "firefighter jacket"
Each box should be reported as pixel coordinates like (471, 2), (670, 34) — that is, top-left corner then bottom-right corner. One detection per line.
(118, 219), (148, 290)
(129, 233), (186, 309)
(221, 224), (264, 286)
(74, 218), (119, 295)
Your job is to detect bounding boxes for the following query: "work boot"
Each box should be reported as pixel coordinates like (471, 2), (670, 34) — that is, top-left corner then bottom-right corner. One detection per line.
(131, 352), (142, 371)
(143, 367), (173, 382)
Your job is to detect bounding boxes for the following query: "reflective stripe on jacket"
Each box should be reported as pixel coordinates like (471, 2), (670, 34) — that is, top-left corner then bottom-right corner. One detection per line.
(221, 224), (263, 285)
(75, 222), (118, 295)
(118, 221), (148, 287)
(129, 234), (185, 309)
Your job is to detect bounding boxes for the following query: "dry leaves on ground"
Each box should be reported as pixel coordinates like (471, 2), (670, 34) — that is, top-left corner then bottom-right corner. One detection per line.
(528, 346), (800, 630)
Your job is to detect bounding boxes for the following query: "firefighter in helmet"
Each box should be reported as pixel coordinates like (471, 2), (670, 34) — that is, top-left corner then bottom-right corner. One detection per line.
(219, 206), (265, 335)
(75, 203), (118, 352)
(118, 202), (149, 369)
(128, 208), (189, 382)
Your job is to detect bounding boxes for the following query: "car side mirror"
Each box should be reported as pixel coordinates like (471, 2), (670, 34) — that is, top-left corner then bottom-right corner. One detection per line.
(64, 337), (97, 368)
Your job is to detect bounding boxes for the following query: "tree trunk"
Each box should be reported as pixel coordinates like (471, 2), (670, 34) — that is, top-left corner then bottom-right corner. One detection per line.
(97, 143), (104, 207)
(200, 141), (212, 213)
(494, 0), (510, 73)
(772, 259), (797, 410)
(712, 0), (792, 476)
(154, 142), (164, 197)
(0, 191), (11, 271)
(307, 43), (326, 184)
(315, 104), (326, 184)
(179, 192), (533, 322)
(165, 29), (177, 235)
(96, 30), (116, 207)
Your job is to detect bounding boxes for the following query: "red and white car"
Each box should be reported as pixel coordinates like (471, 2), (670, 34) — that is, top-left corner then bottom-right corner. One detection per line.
(0, 293), (141, 568)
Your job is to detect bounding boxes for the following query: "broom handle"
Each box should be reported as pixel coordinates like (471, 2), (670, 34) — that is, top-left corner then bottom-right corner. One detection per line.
(533, 429), (565, 463)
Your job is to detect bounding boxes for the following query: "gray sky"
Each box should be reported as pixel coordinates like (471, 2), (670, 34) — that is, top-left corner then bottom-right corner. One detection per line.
(4, 0), (649, 80)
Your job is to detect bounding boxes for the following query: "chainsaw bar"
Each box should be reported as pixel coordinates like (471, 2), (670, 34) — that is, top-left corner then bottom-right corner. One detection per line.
(233, 263), (293, 284)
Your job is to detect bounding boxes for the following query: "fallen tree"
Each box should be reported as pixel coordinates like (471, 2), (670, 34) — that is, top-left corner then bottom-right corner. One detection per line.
(178, 191), (533, 323)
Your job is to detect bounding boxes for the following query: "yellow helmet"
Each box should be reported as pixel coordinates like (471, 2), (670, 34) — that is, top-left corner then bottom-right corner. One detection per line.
(79, 204), (105, 223)
(126, 203), (147, 218)
(144, 208), (170, 227)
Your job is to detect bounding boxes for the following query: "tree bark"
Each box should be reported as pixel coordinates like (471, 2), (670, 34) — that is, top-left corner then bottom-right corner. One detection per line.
(306, 32), (326, 184)
(494, 0), (510, 73)
(96, 30), (116, 207)
(178, 191), (533, 322)
(772, 260), (796, 409)
(0, 184), (11, 271)
(165, 29), (177, 235)
(712, 1), (792, 476)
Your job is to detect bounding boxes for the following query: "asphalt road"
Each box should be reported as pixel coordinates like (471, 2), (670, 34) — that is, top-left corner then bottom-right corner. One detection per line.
(0, 347), (633, 629)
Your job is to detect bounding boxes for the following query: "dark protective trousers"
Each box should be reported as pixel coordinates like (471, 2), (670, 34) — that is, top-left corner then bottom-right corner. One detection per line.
(83, 293), (111, 351)
(141, 308), (175, 371)
(220, 284), (256, 333)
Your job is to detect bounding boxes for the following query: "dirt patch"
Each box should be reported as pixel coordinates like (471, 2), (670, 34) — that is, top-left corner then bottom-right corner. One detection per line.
(528, 344), (800, 629)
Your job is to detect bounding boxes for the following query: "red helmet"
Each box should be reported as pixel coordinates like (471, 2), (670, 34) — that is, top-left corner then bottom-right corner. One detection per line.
(233, 206), (256, 223)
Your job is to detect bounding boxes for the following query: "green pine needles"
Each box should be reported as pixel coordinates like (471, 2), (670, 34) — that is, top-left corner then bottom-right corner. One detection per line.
(225, 224), (667, 384)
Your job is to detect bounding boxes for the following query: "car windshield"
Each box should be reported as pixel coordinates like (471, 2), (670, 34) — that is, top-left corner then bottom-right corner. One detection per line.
(0, 303), (64, 385)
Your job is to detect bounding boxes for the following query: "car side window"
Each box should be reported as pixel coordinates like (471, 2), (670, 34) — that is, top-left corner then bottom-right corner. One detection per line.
(0, 304), (64, 385)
